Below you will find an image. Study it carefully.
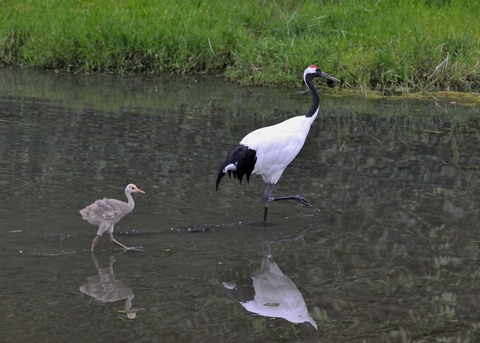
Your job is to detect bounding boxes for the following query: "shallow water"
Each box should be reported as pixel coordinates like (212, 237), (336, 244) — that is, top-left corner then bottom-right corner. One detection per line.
(1, 69), (480, 342)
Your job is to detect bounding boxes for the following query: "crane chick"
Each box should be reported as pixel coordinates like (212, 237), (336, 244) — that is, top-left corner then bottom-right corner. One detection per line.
(80, 184), (145, 252)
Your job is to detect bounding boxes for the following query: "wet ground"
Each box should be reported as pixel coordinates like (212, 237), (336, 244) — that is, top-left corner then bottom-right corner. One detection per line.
(1, 69), (479, 342)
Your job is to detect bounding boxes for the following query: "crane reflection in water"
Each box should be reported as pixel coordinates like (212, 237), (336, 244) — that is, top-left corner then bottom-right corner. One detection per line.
(79, 252), (142, 319)
(217, 240), (318, 330)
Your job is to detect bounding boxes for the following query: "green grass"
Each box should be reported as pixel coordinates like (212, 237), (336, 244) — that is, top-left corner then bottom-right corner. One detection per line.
(1, 0), (479, 92)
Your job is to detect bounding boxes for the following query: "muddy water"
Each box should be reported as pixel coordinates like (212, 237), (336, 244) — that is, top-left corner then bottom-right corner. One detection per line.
(0, 69), (479, 342)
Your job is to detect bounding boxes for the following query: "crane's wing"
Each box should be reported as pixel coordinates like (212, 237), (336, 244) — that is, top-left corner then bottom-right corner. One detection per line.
(95, 198), (118, 220)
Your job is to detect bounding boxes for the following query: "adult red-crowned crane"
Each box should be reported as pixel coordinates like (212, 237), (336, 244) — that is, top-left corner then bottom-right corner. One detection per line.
(80, 184), (145, 252)
(216, 65), (340, 223)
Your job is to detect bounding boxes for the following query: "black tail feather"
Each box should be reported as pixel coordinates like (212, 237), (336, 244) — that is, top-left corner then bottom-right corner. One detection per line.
(216, 144), (257, 191)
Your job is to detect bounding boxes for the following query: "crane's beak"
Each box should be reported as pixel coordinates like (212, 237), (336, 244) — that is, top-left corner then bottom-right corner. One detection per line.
(136, 188), (145, 194)
(319, 71), (341, 83)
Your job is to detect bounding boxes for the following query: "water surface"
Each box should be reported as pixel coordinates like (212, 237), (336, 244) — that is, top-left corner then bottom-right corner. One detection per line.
(1, 69), (479, 342)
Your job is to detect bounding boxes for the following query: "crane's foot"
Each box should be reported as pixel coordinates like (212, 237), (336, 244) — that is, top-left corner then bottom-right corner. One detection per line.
(125, 246), (144, 252)
(270, 194), (313, 206)
(110, 233), (144, 252)
(293, 195), (313, 207)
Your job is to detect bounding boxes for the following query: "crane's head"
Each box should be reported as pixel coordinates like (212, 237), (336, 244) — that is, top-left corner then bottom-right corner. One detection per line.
(126, 183), (145, 194)
(304, 65), (341, 84)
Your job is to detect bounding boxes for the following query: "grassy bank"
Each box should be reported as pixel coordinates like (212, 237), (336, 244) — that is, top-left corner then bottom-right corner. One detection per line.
(1, 0), (479, 92)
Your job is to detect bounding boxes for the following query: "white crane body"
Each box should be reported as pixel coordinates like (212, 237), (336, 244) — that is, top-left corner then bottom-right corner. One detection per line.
(216, 65), (340, 223)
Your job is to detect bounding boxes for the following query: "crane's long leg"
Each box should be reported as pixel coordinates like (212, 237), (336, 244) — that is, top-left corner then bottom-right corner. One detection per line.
(262, 183), (313, 223)
(91, 235), (100, 252)
(109, 232), (130, 250)
(109, 231), (144, 251)
(92, 223), (110, 252)
(263, 183), (275, 224)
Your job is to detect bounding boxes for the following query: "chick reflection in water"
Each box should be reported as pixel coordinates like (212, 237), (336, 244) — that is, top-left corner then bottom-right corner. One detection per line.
(218, 241), (317, 329)
(79, 253), (142, 319)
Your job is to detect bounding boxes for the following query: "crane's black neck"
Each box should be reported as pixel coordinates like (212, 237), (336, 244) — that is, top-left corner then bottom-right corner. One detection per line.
(305, 74), (320, 118)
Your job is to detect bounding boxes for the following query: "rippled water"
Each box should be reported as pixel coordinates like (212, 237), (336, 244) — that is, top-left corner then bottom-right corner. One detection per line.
(1, 69), (479, 342)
